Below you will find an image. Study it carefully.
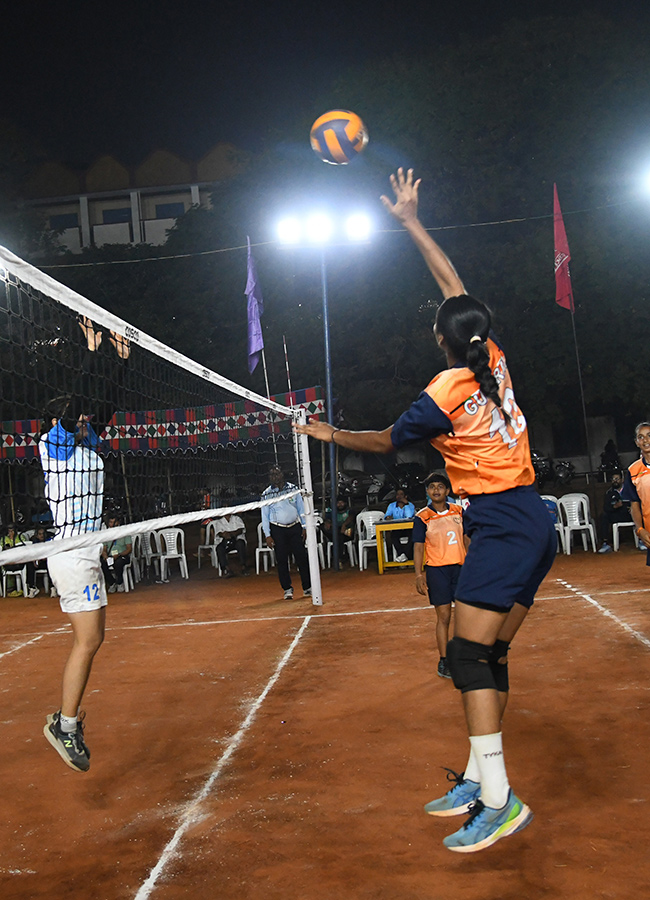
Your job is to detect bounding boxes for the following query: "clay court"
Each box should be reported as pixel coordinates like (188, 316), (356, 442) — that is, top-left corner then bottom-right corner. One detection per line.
(1, 543), (649, 900)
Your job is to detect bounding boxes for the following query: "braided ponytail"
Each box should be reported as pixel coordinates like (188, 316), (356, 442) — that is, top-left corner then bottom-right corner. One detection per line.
(435, 295), (510, 423)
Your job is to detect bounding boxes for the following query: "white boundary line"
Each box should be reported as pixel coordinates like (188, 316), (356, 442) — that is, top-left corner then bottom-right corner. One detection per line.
(0, 594), (580, 647)
(557, 578), (650, 650)
(0, 634), (44, 660)
(133, 615), (312, 900)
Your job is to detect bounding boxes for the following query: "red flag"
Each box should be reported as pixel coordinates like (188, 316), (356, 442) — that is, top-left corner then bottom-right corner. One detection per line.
(554, 184), (574, 312)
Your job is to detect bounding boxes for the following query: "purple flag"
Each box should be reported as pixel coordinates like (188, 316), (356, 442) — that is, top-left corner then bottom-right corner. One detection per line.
(245, 236), (264, 373)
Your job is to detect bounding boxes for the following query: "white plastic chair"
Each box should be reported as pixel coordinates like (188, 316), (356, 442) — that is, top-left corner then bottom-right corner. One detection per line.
(356, 510), (385, 570)
(255, 521), (276, 574)
(130, 533), (143, 583)
(540, 494), (565, 554)
(140, 531), (161, 579)
(326, 538), (358, 568)
(557, 494), (597, 554)
(122, 559), (135, 592)
(1, 566), (28, 596)
(156, 528), (189, 580)
(612, 521), (639, 551)
(197, 520), (218, 570)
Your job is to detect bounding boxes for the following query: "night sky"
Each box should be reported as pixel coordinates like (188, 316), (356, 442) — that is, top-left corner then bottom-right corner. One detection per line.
(2, 0), (645, 168)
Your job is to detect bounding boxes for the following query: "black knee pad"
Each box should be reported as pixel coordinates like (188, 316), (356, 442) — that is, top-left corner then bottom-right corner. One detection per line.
(489, 639), (510, 693)
(446, 637), (495, 693)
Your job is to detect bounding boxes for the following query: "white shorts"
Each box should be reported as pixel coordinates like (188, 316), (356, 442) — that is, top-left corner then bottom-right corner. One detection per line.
(47, 545), (107, 614)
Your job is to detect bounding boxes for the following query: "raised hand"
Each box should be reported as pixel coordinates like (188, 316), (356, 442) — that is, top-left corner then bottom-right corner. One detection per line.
(109, 331), (131, 359)
(380, 167), (422, 226)
(79, 316), (102, 351)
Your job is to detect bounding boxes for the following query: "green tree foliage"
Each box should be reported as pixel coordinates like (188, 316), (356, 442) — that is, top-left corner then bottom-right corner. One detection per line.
(0, 119), (57, 256)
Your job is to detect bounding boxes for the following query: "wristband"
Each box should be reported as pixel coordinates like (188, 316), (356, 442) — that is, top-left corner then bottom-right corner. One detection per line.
(331, 428), (341, 444)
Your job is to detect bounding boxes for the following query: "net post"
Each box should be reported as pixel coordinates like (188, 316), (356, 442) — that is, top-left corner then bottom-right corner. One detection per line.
(294, 407), (322, 606)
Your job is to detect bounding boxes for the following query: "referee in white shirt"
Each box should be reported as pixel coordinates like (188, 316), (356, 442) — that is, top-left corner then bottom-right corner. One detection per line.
(261, 466), (312, 600)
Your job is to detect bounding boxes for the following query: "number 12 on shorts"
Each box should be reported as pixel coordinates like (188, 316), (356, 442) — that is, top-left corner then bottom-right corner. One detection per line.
(83, 584), (100, 603)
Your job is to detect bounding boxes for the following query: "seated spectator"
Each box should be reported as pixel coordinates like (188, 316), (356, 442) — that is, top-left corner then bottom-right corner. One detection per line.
(599, 471), (632, 553)
(101, 514), (132, 592)
(1, 523), (39, 597)
(321, 498), (354, 542)
(214, 513), (249, 577)
(384, 489), (416, 562)
(600, 440), (621, 480)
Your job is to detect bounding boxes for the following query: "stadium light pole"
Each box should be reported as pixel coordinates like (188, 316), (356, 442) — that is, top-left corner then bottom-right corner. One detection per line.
(276, 212), (372, 572)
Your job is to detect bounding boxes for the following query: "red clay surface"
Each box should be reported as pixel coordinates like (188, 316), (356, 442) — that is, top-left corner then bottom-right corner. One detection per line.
(1, 543), (649, 900)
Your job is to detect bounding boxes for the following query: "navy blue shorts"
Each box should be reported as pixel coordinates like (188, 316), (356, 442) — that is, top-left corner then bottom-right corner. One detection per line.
(455, 485), (556, 612)
(425, 564), (461, 607)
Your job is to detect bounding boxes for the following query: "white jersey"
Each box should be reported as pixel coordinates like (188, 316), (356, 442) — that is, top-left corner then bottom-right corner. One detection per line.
(39, 422), (104, 539)
(213, 515), (246, 545)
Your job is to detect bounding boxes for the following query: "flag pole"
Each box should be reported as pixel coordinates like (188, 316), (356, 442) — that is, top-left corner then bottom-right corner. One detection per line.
(260, 347), (278, 465)
(569, 306), (595, 480)
(554, 185), (596, 483)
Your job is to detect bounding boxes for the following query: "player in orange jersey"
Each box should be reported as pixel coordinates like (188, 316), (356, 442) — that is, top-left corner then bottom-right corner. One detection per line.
(621, 422), (650, 557)
(413, 472), (466, 679)
(295, 168), (556, 853)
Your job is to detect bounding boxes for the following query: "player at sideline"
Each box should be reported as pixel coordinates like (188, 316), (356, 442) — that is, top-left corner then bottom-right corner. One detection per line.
(413, 472), (467, 680)
(295, 168), (556, 853)
(41, 317), (130, 772)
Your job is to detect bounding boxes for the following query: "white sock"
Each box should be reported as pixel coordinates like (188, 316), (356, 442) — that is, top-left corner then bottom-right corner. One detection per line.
(463, 745), (481, 784)
(470, 732), (510, 809)
(60, 713), (78, 733)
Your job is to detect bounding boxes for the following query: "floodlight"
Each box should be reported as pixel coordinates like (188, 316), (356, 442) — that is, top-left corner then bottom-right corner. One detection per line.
(276, 218), (302, 244)
(345, 213), (372, 242)
(305, 213), (333, 244)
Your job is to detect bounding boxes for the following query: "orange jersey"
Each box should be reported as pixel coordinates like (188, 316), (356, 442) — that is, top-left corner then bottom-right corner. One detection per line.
(424, 339), (534, 497)
(626, 458), (650, 516)
(414, 503), (466, 567)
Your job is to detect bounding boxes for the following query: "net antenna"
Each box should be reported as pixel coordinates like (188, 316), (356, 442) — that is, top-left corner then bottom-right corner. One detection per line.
(0, 245), (322, 606)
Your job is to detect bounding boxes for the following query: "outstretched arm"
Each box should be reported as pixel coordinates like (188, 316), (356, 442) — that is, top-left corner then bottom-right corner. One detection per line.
(380, 168), (465, 299)
(294, 419), (394, 454)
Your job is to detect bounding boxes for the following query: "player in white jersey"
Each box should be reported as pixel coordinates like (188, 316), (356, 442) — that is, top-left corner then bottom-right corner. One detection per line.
(42, 317), (129, 772)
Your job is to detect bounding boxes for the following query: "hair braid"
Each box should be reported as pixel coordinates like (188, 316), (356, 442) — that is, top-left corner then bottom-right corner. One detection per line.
(434, 294), (510, 423)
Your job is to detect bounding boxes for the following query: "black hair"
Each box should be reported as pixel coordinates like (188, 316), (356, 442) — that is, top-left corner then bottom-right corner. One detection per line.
(435, 295), (508, 422)
(424, 471), (451, 491)
(634, 422), (650, 439)
(42, 395), (72, 431)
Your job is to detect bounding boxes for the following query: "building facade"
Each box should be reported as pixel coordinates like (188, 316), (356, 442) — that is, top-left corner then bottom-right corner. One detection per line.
(23, 144), (245, 253)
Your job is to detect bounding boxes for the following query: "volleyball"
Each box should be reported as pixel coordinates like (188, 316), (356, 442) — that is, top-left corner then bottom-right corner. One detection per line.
(309, 110), (368, 165)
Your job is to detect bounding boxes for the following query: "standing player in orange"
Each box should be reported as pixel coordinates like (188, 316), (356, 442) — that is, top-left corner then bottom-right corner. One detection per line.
(413, 472), (466, 680)
(295, 168), (556, 853)
(621, 422), (650, 555)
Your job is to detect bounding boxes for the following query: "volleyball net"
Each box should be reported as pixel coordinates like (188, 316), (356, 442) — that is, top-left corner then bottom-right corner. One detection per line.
(0, 245), (323, 604)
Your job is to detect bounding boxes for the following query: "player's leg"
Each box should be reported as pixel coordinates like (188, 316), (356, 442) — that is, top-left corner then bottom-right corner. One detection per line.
(44, 548), (107, 772)
(44, 607), (105, 773)
(435, 604), (452, 675)
(61, 607), (106, 717)
(426, 565), (455, 678)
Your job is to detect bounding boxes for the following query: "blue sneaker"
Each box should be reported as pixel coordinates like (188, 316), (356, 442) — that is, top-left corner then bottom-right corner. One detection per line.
(424, 769), (481, 817)
(443, 789), (533, 853)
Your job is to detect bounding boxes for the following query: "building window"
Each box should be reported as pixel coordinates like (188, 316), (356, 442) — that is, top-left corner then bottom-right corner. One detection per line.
(102, 208), (131, 224)
(50, 213), (79, 230)
(155, 202), (185, 219)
